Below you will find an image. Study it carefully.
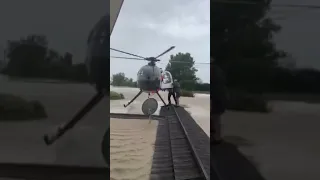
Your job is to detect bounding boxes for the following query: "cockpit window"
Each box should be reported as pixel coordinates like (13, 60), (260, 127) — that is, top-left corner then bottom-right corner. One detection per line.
(138, 70), (143, 76)
(163, 72), (172, 84)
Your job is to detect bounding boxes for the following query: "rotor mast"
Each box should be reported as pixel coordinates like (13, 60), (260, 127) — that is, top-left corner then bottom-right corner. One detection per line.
(146, 57), (159, 66)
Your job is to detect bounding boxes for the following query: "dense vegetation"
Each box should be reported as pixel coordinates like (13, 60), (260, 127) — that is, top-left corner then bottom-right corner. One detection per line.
(0, 93), (47, 120)
(110, 91), (125, 100)
(211, 0), (320, 112)
(1, 35), (89, 82)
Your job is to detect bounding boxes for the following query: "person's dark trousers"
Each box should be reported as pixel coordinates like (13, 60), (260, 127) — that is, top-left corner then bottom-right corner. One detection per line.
(168, 91), (178, 105)
(175, 92), (180, 105)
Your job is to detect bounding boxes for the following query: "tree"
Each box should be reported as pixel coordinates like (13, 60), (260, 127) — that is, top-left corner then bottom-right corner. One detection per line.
(111, 72), (126, 86)
(211, 0), (287, 92)
(1, 34), (90, 82)
(111, 72), (137, 87)
(165, 53), (198, 90)
(46, 49), (60, 63)
(5, 44), (47, 77)
(62, 52), (73, 66)
(3, 34), (50, 77)
(18, 34), (49, 48)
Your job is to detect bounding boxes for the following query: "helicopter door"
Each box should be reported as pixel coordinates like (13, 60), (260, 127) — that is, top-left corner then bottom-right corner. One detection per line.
(161, 71), (173, 89)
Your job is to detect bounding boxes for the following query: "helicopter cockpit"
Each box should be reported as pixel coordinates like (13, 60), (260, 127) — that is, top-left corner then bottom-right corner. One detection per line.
(161, 71), (173, 89)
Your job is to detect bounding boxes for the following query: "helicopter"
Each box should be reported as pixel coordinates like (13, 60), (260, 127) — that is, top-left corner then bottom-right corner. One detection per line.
(110, 47), (211, 109)
(110, 46), (176, 108)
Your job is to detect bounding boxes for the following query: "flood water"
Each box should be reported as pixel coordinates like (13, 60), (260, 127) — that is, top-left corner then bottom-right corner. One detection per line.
(0, 75), (108, 167)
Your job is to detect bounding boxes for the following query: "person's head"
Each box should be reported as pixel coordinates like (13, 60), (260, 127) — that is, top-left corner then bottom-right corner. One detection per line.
(174, 79), (178, 82)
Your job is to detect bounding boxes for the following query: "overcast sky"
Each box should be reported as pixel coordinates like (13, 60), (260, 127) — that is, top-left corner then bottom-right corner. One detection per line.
(0, 0), (106, 65)
(271, 0), (320, 68)
(1, 0), (320, 83)
(110, 0), (210, 83)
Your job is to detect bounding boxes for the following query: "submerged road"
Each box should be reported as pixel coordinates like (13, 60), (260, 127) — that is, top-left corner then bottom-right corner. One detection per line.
(0, 79), (210, 168)
(2, 78), (320, 180)
(0, 78), (108, 167)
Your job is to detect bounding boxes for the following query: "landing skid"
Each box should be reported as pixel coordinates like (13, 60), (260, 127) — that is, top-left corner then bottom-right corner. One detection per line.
(156, 92), (167, 106)
(123, 90), (167, 108)
(124, 90), (143, 107)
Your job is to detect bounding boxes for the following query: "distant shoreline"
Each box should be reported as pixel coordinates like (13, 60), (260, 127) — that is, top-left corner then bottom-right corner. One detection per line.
(1, 75), (86, 84)
(110, 85), (211, 95)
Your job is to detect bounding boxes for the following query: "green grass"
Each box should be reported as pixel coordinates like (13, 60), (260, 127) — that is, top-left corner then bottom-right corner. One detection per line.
(0, 93), (47, 120)
(110, 91), (125, 100)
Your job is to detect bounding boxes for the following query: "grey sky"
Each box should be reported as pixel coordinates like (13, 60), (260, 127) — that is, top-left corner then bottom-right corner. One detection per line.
(272, 0), (320, 68)
(1, 0), (319, 83)
(110, 0), (210, 83)
(0, 0), (106, 63)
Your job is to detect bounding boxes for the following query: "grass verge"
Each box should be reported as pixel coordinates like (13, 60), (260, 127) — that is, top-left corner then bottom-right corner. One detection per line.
(0, 93), (47, 120)
(110, 91), (125, 100)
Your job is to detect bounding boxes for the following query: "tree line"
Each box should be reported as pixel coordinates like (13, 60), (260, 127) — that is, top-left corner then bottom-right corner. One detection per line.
(111, 52), (210, 92)
(111, 72), (210, 92)
(0, 34), (89, 82)
(0, 35), (210, 92)
(212, 0), (320, 95)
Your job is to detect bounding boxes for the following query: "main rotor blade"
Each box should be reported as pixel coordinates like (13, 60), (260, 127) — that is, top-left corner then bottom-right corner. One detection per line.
(195, 62), (210, 65)
(170, 61), (210, 65)
(155, 46), (175, 59)
(110, 48), (146, 59)
(110, 56), (145, 60)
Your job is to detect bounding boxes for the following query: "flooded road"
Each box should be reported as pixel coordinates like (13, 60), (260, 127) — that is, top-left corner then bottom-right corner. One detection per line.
(1, 77), (320, 180)
(0, 76), (108, 167)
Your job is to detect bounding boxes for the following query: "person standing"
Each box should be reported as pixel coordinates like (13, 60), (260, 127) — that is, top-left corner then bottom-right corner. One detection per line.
(167, 87), (177, 105)
(167, 80), (179, 105)
(211, 57), (228, 145)
(173, 79), (181, 106)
